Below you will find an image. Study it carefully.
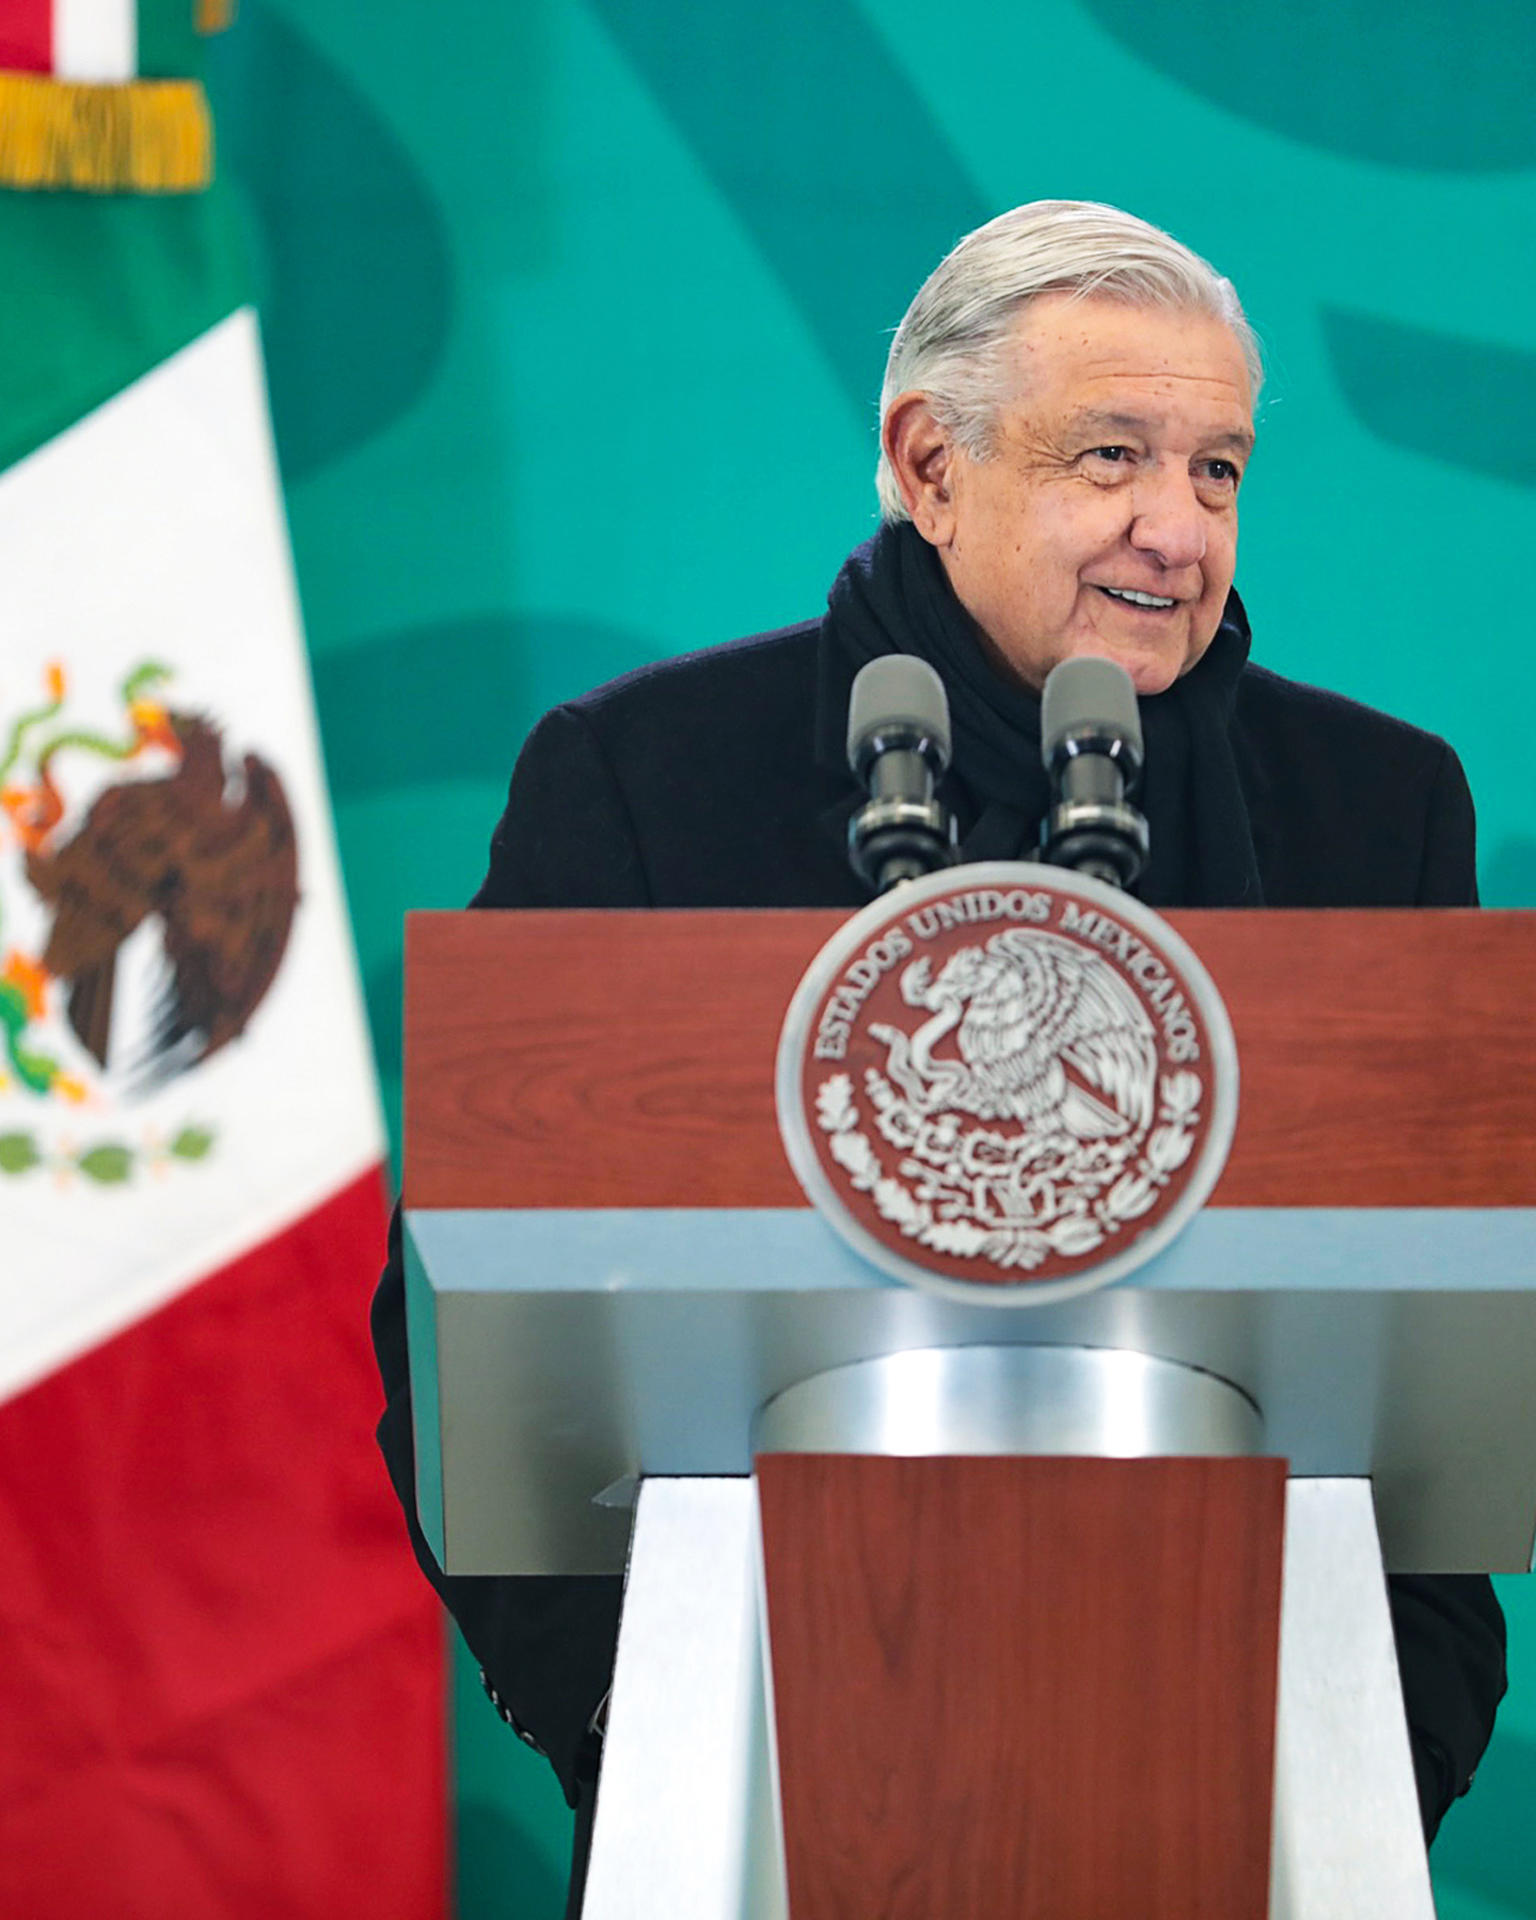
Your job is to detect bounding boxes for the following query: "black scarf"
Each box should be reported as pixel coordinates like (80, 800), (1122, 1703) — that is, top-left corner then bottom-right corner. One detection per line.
(816, 519), (1264, 908)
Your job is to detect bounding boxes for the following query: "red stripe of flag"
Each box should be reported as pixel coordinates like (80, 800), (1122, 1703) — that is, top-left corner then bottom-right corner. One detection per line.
(0, 1166), (447, 1918)
(0, 0), (51, 73)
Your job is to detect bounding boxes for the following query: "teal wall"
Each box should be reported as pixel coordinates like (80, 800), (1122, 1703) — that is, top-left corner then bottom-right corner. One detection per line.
(206, 3), (1536, 1912)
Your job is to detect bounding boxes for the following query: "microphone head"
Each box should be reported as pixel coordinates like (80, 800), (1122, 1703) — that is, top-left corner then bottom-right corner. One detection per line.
(1041, 655), (1143, 771)
(847, 654), (952, 778)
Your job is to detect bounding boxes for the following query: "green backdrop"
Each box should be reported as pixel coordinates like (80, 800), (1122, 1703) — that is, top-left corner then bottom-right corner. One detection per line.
(200, 2), (1536, 1911)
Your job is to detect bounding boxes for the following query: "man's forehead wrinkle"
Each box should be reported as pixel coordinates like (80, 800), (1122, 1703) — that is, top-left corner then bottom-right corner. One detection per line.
(1020, 335), (1253, 402)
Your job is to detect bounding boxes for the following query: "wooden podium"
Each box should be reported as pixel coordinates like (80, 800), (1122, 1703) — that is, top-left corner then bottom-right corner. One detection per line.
(404, 906), (1536, 1918)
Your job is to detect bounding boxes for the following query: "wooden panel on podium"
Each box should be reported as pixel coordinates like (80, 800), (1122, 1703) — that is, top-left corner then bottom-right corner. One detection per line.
(406, 906), (1536, 1209)
(755, 1452), (1288, 1920)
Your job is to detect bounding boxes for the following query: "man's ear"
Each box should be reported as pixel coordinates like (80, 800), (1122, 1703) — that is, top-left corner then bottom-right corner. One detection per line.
(883, 393), (960, 547)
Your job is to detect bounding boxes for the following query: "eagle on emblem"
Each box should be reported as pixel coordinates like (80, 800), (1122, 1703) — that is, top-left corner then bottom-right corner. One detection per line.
(872, 928), (1157, 1146)
(18, 706), (299, 1092)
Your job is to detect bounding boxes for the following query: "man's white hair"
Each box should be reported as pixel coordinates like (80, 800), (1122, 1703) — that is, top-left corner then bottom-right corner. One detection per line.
(875, 200), (1262, 523)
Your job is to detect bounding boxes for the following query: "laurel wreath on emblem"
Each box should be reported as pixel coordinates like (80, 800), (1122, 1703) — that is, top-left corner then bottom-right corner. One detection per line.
(811, 928), (1204, 1270)
(815, 1068), (1202, 1267)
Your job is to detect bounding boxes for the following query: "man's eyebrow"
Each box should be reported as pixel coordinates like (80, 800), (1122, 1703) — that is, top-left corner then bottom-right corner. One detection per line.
(1064, 408), (1256, 455)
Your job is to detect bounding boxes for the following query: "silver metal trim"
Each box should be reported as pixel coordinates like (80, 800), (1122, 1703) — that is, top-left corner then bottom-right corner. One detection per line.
(1050, 720), (1144, 784)
(753, 1343), (1263, 1459)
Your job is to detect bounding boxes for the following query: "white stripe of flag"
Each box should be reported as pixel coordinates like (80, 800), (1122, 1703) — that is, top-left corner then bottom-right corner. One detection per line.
(52, 0), (136, 84)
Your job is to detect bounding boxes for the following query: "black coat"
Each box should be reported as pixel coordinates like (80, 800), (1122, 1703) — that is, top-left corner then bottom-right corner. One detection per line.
(371, 612), (1505, 1857)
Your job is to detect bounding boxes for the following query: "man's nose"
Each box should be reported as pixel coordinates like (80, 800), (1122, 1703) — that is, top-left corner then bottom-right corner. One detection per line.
(1128, 469), (1207, 571)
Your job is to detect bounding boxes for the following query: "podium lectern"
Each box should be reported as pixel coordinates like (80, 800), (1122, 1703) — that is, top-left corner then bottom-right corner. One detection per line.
(404, 906), (1536, 1918)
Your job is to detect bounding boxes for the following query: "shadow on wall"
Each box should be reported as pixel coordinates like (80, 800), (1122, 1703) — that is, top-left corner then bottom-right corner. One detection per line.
(309, 614), (652, 803)
(1079, 0), (1536, 171)
(316, 613), (658, 1097)
(587, 0), (986, 412)
(207, 7), (453, 481)
(1323, 312), (1536, 490)
(456, 1800), (566, 1920)
(1435, 1730), (1536, 1911)
(1481, 838), (1536, 909)
(366, 953), (405, 1085)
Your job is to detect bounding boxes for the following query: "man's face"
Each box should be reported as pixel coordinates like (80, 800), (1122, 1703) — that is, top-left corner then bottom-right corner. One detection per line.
(903, 293), (1255, 695)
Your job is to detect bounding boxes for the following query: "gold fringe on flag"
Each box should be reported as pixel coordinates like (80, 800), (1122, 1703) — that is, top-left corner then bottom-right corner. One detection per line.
(0, 72), (213, 193)
(194, 0), (238, 34)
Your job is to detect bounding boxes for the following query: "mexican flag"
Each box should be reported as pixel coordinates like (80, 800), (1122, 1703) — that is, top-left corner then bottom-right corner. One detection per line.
(0, 7), (446, 1914)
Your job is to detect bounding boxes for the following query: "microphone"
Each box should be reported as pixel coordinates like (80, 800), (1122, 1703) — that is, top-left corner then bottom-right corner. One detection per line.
(846, 655), (958, 893)
(1038, 656), (1150, 890)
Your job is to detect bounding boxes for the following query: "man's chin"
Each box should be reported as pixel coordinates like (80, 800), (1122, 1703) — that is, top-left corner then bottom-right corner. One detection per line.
(1053, 634), (1191, 699)
(980, 622), (1210, 696)
(1125, 657), (1186, 697)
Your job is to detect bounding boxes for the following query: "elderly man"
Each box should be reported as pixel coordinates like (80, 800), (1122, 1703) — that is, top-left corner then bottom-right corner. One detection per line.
(371, 201), (1505, 1905)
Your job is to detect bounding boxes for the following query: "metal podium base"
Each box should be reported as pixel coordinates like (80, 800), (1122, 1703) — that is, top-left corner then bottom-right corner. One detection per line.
(581, 1478), (785, 1920)
(583, 1346), (1431, 1917)
(1270, 1480), (1435, 1917)
(585, 1479), (1430, 1919)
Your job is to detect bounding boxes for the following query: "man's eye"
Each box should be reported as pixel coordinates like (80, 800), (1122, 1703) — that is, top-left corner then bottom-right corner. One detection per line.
(1203, 459), (1241, 485)
(1091, 445), (1130, 463)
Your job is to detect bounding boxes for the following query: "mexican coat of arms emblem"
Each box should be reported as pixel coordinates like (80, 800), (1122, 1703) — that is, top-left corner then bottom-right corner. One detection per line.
(777, 863), (1237, 1303)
